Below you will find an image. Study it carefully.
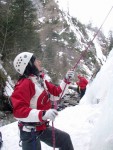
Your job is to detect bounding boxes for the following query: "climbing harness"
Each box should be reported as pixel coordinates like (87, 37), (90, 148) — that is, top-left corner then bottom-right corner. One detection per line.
(18, 121), (46, 149)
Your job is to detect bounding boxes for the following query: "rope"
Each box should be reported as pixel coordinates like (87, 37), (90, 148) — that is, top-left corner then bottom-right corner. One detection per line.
(52, 98), (57, 150)
(52, 121), (55, 150)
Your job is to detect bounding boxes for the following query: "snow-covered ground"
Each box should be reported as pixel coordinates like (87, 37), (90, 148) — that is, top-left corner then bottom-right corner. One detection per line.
(1, 49), (113, 150)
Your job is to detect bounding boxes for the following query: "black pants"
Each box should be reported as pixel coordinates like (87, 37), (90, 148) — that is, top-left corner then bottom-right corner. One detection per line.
(76, 87), (86, 99)
(80, 88), (86, 98)
(20, 126), (74, 150)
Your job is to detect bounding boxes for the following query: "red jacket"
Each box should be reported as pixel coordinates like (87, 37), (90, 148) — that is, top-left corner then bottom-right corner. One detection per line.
(76, 75), (88, 89)
(11, 75), (69, 131)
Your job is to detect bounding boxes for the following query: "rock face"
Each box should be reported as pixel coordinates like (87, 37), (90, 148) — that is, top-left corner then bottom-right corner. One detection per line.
(33, 0), (108, 83)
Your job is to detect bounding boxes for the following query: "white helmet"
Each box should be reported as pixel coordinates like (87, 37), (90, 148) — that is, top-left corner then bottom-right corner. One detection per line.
(13, 52), (33, 75)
